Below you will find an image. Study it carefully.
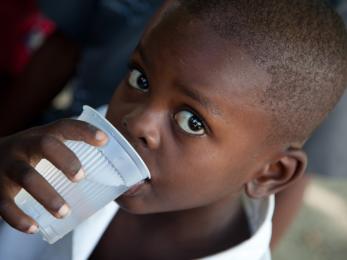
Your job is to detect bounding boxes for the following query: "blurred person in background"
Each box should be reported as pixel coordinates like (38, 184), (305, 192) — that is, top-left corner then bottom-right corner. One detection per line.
(0, 0), (55, 135)
(0, 0), (164, 136)
(0, 0), (54, 83)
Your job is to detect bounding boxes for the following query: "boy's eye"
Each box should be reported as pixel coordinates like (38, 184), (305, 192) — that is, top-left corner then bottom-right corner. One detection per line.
(128, 68), (149, 92)
(174, 110), (205, 135)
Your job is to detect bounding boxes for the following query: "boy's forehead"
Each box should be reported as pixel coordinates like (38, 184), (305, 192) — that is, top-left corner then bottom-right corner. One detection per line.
(128, 8), (274, 144)
(140, 9), (271, 106)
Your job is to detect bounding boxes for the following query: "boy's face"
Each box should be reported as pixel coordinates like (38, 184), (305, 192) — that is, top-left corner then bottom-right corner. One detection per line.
(106, 10), (276, 214)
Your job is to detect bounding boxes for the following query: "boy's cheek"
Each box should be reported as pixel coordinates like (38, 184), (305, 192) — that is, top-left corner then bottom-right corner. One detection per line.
(153, 165), (242, 200)
(116, 151), (251, 213)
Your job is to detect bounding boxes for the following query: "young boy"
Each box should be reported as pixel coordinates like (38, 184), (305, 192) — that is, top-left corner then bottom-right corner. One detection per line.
(0, 0), (346, 259)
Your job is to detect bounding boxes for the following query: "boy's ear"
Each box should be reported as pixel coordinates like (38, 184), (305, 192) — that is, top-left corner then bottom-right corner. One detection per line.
(245, 148), (307, 198)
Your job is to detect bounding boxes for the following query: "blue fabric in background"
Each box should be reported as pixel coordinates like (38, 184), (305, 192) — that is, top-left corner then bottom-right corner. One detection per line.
(39, 0), (163, 114)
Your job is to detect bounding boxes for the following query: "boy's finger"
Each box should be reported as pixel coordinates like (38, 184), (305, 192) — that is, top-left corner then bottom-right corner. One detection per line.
(0, 198), (38, 234)
(46, 119), (108, 146)
(36, 135), (84, 182)
(10, 161), (70, 219)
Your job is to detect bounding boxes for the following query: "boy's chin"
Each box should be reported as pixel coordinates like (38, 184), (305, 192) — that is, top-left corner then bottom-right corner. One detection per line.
(115, 194), (179, 215)
(115, 195), (153, 215)
(114, 180), (154, 213)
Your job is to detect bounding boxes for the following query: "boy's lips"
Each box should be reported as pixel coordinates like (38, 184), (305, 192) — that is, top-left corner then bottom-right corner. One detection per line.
(122, 179), (149, 197)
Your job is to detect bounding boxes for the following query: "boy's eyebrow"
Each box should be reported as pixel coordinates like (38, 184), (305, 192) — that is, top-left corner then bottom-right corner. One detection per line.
(135, 43), (222, 117)
(135, 44), (150, 67)
(177, 83), (222, 117)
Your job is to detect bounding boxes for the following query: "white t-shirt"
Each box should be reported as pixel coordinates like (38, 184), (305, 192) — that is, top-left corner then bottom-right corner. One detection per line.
(0, 194), (274, 260)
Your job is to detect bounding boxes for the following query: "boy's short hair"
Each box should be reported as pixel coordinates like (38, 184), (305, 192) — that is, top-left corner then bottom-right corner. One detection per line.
(177, 0), (347, 143)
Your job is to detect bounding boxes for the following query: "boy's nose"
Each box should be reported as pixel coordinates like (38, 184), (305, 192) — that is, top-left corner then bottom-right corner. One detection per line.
(121, 107), (162, 150)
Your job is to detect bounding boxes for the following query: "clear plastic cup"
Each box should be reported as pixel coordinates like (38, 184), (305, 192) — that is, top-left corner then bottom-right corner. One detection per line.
(14, 106), (150, 244)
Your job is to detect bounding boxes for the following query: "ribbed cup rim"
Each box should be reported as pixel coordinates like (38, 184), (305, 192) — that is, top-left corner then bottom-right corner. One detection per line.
(81, 106), (151, 181)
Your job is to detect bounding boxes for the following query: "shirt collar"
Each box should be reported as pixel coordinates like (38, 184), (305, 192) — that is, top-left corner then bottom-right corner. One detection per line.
(202, 194), (275, 260)
(72, 194), (274, 260)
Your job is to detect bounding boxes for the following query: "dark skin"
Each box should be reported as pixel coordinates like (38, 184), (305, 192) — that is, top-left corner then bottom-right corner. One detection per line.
(0, 119), (108, 232)
(0, 3), (307, 259)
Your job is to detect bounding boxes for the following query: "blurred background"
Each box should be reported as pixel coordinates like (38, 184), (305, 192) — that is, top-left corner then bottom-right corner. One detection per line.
(273, 177), (347, 260)
(0, 0), (346, 259)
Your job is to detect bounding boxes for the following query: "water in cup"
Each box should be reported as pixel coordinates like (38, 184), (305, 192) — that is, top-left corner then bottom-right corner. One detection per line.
(15, 106), (150, 244)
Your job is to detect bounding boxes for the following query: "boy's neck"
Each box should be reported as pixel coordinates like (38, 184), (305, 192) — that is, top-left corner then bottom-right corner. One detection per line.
(124, 193), (250, 258)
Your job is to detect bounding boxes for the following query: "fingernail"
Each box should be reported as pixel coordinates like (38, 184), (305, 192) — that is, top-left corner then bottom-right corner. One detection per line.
(28, 224), (39, 234)
(57, 204), (71, 218)
(95, 130), (108, 142)
(73, 169), (85, 182)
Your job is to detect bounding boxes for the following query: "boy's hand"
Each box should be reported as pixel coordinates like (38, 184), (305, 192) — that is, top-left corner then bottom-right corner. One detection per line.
(0, 119), (108, 234)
